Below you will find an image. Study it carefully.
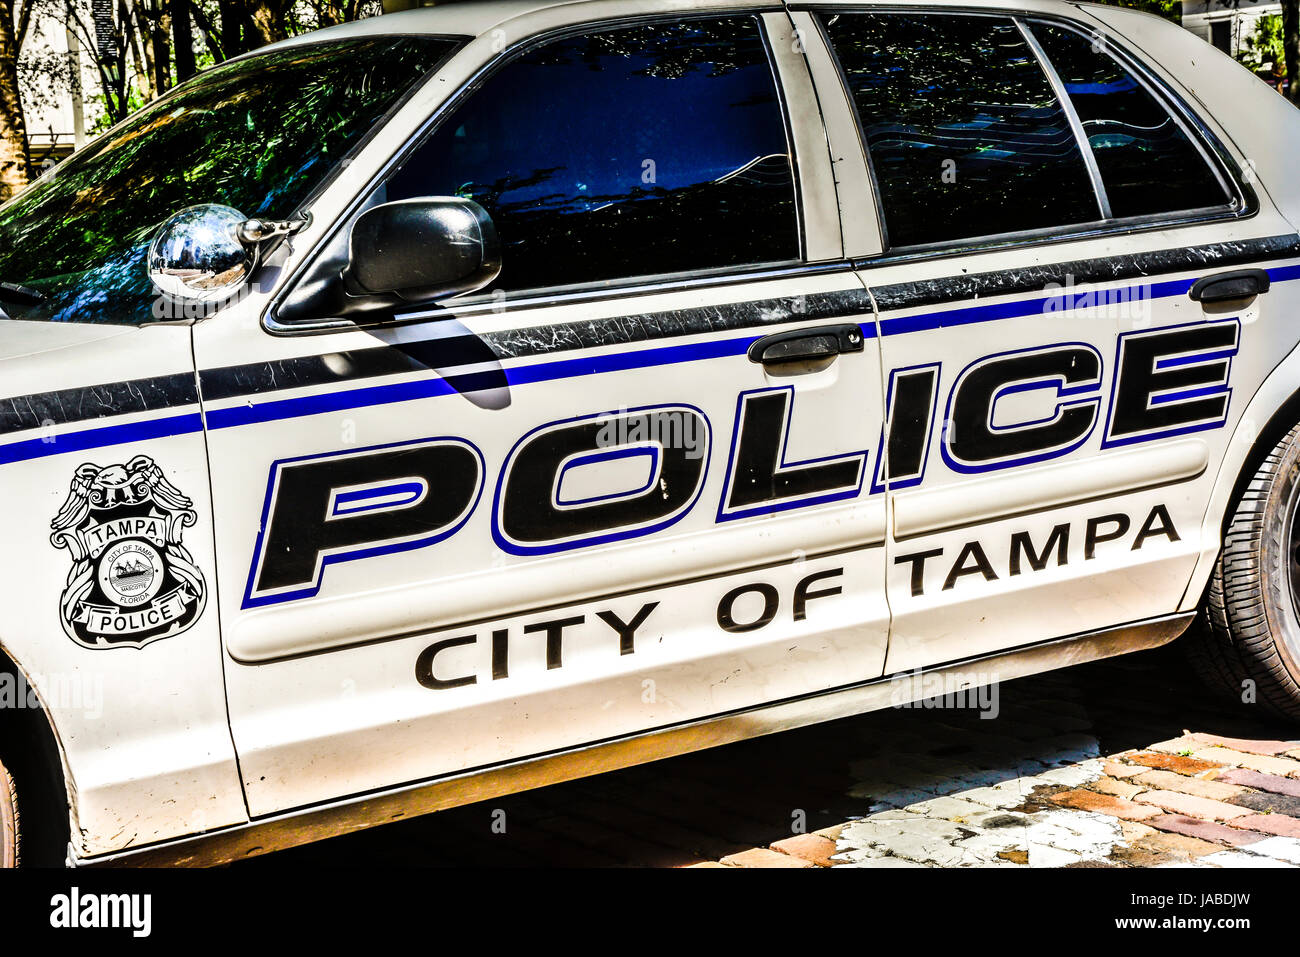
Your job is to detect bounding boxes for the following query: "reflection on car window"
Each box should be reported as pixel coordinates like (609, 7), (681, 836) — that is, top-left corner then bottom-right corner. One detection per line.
(382, 17), (799, 293)
(1028, 22), (1230, 219)
(821, 12), (1100, 249)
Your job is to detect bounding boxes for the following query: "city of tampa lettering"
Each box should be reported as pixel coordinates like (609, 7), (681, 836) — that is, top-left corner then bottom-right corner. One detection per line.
(414, 566), (844, 691)
(893, 504), (1180, 597)
(413, 502), (1179, 689)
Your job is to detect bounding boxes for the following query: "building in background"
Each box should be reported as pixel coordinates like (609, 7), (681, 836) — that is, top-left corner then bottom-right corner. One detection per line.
(21, 15), (101, 171)
(1182, 0), (1281, 58)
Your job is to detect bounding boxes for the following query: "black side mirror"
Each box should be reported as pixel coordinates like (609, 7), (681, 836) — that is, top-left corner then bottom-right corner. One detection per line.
(342, 197), (501, 302)
(274, 197), (502, 325)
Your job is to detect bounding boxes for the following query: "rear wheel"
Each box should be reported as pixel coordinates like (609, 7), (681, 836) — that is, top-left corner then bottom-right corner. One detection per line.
(1190, 422), (1300, 720)
(0, 758), (17, 868)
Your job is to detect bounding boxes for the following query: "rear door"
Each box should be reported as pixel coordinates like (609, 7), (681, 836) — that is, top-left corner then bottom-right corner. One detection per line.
(805, 4), (1299, 673)
(196, 10), (893, 815)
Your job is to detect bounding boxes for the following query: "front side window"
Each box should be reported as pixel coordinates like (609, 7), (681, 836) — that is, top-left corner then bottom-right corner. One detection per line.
(0, 36), (460, 325)
(1027, 22), (1230, 219)
(821, 12), (1101, 249)
(377, 17), (800, 294)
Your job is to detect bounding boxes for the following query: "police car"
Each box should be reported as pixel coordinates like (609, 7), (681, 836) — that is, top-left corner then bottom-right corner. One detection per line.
(0, 0), (1297, 867)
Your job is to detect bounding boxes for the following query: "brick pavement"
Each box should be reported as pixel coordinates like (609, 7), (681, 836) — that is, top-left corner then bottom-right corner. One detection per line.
(699, 670), (1300, 867)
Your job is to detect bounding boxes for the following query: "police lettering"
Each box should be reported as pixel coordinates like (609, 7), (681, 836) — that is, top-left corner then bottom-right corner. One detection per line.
(250, 322), (1235, 607)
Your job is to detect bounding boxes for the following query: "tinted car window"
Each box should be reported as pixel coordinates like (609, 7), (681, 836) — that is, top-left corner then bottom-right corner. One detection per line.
(821, 12), (1101, 248)
(1028, 22), (1230, 219)
(382, 17), (799, 294)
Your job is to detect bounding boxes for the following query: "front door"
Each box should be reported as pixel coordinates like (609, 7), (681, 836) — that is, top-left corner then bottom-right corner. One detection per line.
(197, 11), (893, 815)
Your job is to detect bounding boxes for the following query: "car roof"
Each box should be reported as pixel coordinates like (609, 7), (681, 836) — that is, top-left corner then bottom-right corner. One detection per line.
(270, 0), (599, 46)
(267, 0), (1109, 49)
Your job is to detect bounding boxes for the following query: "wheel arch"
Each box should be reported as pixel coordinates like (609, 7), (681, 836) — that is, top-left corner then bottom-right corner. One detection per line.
(0, 637), (76, 866)
(1181, 341), (1300, 610)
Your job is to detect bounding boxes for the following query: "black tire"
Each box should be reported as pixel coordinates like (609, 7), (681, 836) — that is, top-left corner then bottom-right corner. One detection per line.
(0, 758), (17, 868)
(1190, 423), (1300, 721)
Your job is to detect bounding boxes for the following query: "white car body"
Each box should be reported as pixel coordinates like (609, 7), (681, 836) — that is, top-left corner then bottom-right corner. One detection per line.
(1, 0), (1298, 865)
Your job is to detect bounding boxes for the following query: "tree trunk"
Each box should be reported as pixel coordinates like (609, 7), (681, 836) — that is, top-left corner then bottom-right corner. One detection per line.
(188, 0), (224, 62)
(172, 0), (196, 81)
(125, 2), (154, 99)
(105, 45), (129, 123)
(246, 0), (287, 48)
(150, 3), (172, 95)
(218, 0), (244, 59)
(0, 0), (29, 201)
(1284, 0), (1300, 102)
(65, 5), (129, 125)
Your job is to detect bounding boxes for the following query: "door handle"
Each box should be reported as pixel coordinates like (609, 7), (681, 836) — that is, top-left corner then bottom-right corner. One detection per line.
(1189, 268), (1270, 303)
(747, 324), (866, 365)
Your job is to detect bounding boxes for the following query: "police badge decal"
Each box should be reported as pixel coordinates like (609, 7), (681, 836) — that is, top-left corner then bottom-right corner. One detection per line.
(50, 456), (207, 649)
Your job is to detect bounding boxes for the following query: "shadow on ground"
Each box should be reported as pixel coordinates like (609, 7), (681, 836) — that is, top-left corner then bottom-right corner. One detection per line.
(242, 635), (1294, 867)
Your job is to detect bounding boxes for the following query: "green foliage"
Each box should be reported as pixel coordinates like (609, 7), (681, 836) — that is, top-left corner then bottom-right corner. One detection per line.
(89, 48), (222, 135)
(1086, 0), (1182, 25)
(1239, 14), (1285, 76)
(89, 86), (148, 135)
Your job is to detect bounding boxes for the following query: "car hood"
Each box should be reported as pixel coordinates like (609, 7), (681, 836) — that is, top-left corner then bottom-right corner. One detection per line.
(0, 319), (136, 364)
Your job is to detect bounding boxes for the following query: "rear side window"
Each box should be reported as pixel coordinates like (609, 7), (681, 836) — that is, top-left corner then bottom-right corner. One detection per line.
(382, 17), (799, 294)
(1026, 22), (1230, 219)
(820, 12), (1101, 248)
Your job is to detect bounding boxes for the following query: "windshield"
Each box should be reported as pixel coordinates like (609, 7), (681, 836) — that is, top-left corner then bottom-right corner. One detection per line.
(0, 34), (461, 325)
